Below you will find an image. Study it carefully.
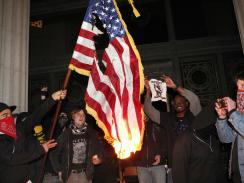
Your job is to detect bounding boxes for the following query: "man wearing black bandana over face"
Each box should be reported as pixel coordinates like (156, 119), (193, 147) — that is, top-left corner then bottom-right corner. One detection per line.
(50, 106), (104, 183)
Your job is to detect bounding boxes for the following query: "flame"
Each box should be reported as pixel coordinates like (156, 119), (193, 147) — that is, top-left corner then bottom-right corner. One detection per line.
(113, 140), (136, 159)
(111, 119), (142, 159)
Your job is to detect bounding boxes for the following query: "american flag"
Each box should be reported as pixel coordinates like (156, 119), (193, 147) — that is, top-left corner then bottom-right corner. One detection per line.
(69, 0), (144, 159)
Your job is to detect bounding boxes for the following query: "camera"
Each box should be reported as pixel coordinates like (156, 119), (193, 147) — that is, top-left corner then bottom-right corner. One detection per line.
(217, 99), (226, 108)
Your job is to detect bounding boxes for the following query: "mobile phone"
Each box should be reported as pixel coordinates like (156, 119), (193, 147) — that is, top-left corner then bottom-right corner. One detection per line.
(217, 99), (226, 108)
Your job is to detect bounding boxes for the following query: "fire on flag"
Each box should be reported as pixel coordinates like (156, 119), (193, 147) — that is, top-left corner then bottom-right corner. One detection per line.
(69, 0), (144, 159)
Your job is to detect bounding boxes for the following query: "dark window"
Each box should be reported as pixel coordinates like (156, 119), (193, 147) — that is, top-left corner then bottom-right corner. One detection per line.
(118, 0), (168, 44)
(171, 0), (207, 40)
(201, 0), (238, 36)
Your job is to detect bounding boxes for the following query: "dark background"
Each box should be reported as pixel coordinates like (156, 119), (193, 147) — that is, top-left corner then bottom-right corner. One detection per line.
(29, 0), (243, 110)
(28, 1), (242, 182)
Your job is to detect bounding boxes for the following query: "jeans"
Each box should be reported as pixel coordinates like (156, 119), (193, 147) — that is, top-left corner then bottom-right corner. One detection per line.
(67, 171), (91, 183)
(43, 173), (59, 183)
(137, 165), (166, 183)
(166, 169), (173, 183)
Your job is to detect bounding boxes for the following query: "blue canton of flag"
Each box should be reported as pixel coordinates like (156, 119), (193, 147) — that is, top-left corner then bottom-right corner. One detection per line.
(84, 0), (125, 39)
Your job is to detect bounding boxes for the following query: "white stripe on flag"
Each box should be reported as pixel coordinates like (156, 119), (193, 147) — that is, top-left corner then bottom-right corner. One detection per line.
(73, 50), (94, 65)
(105, 40), (125, 96)
(87, 77), (113, 126)
(119, 37), (141, 143)
(76, 36), (95, 50)
(81, 21), (103, 35)
(93, 60), (131, 141)
(87, 62), (122, 140)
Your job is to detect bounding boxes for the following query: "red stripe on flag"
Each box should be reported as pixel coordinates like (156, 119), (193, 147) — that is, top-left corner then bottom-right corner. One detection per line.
(85, 93), (112, 133)
(70, 58), (93, 71)
(86, 62), (121, 141)
(102, 52), (121, 101)
(91, 64), (116, 109)
(124, 35), (143, 133)
(110, 38), (131, 137)
(79, 29), (96, 40)
(74, 44), (95, 58)
(110, 38), (124, 67)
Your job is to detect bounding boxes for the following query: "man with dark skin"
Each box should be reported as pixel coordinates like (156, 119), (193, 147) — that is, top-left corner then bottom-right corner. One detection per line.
(144, 75), (201, 183)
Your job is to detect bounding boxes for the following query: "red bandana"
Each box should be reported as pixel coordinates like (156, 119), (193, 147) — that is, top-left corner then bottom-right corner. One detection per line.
(0, 117), (16, 139)
(237, 89), (244, 113)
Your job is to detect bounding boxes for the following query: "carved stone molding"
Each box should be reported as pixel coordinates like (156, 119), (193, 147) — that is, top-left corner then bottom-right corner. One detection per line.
(179, 54), (220, 106)
(143, 59), (173, 79)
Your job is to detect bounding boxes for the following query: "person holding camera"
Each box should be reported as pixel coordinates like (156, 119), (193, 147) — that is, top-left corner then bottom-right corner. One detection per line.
(172, 101), (228, 183)
(215, 71), (244, 183)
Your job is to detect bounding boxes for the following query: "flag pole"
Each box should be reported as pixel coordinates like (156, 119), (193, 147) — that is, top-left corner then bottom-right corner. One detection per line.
(37, 68), (72, 183)
(48, 68), (72, 139)
(118, 159), (123, 183)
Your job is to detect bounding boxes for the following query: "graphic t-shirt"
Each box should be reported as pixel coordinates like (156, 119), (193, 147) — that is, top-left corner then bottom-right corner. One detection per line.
(71, 134), (87, 169)
(175, 117), (190, 136)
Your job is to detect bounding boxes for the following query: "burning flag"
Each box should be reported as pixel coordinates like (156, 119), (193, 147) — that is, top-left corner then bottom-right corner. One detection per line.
(69, 0), (144, 159)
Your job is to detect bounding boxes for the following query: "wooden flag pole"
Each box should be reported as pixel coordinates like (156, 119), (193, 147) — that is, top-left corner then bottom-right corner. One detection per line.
(48, 68), (72, 139)
(119, 159), (123, 183)
(37, 68), (72, 183)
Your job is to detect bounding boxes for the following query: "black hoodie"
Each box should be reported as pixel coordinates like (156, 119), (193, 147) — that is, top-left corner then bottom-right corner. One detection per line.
(0, 98), (56, 183)
(172, 102), (228, 183)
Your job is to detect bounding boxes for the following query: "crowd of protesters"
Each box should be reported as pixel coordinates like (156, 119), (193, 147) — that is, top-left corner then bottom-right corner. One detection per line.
(0, 71), (243, 183)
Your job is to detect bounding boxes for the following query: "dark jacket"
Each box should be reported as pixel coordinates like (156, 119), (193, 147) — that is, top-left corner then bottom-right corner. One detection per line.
(135, 119), (167, 167)
(92, 138), (118, 183)
(0, 97), (56, 183)
(50, 125), (103, 182)
(143, 88), (201, 168)
(172, 103), (227, 183)
(160, 110), (195, 167)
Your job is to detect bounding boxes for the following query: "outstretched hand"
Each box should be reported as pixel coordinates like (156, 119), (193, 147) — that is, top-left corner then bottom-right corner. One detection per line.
(42, 139), (57, 153)
(160, 75), (177, 89)
(52, 90), (67, 101)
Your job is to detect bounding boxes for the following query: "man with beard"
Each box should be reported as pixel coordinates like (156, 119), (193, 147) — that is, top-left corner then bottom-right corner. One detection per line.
(144, 75), (201, 183)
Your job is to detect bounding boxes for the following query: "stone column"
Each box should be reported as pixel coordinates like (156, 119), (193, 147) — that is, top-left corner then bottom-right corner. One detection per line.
(0, 0), (30, 113)
(233, 0), (244, 54)
(164, 0), (176, 41)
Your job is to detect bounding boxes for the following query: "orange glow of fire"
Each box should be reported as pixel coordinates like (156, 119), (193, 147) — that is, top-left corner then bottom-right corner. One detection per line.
(113, 140), (136, 159)
(111, 119), (142, 159)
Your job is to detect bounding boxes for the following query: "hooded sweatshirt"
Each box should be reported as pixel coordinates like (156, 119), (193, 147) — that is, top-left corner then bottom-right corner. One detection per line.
(172, 102), (227, 183)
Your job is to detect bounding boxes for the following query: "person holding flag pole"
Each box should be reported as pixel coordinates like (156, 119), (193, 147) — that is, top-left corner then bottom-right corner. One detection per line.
(68, 0), (144, 160)
(38, 0), (143, 182)
(66, 0), (144, 162)
(0, 90), (66, 183)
